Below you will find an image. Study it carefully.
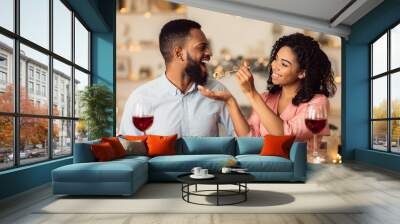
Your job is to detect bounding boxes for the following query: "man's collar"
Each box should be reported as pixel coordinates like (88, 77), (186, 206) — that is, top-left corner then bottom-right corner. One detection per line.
(162, 73), (197, 96)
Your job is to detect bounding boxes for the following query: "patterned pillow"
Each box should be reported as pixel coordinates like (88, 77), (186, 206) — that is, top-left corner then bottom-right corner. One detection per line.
(118, 137), (147, 156)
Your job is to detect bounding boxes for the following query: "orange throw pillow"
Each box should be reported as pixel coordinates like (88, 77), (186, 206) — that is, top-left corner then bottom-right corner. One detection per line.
(123, 135), (148, 141)
(101, 137), (127, 158)
(146, 134), (177, 157)
(91, 142), (117, 161)
(260, 135), (296, 159)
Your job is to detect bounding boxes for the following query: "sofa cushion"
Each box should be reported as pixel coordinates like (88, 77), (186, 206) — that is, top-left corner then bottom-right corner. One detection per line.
(236, 155), (293, 172)
(148, 154), (235, 172)
(177, 137), (236, 155)
(260, 135), (296, 159)
(123, 135), (148, 141)
(147, 134), (177, 157)
(115, 155), (150, 163)
(101, 137), (127, 158)
(236, 137), (263, 155)
(52, 159), (147, 183)
(91, 142), (118, 161)
(119, 138), (147, 156)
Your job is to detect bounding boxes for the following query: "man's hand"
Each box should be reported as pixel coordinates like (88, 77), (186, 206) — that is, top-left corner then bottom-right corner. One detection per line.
(197, 85), (233, 103)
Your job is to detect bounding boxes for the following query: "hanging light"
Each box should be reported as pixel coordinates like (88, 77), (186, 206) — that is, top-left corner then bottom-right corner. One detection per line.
(144, 11), (152, 18)
(334, 75), (341, 84)
(119, 0), (128, 14)
(175, 5), (186, 14)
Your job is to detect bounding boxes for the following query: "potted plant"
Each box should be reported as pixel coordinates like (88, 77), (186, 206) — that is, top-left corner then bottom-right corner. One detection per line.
(79, 84), (114, 140)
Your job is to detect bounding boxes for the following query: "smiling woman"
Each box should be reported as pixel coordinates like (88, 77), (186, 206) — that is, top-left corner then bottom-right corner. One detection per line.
(198, 33), (336, 163)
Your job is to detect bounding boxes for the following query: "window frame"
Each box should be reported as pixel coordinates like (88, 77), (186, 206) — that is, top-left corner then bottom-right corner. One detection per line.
(370, 20), (400, 154)
(0, 0), (92, 171)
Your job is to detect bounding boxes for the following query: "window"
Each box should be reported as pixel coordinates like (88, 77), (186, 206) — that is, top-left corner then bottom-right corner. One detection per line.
(0, 116), (13, 170)
(35, 83), (40, 95)
(35, 70), (41, 81)
(0, 0), (91, 170)
(20, 0), (49, 49)
(53, 59), (72, 117)
(42, 85), (46, 97)
(371, 23), (400, 154)
(74, 69), (89, 118)
(53, 119), (72, 158)
(53, 0), (72, 60)
(0, 54), (7, 67)
(28, 81), (34, 94)
(0, 54), (7, 87)
(0, 0), (14, 32)
(28, 67), (34, 80)
(75, 17), (89, 70)
(0, 35), (13, 113)
(0, 71), (6, 85)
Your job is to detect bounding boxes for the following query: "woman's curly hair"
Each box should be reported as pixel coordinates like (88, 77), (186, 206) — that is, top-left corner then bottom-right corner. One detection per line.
(266, 33), (336, 106)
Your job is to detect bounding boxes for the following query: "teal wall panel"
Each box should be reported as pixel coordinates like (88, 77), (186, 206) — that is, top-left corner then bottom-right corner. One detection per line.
(343, 0), (400, 171)
(91, 0), (116, 135)
(342, 44), (369, 159)
(0, 158), (72, 199)
(355, 149), (400, 172)
(65, 0), (110, 32)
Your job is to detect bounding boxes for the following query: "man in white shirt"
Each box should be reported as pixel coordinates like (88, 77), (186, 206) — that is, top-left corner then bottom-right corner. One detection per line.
(119, 19), (233, 137)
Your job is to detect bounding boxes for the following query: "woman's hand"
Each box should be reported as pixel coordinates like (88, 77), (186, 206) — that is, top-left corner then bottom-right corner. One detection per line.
(197, 85), (233, 103)
(236, 61), (257, 97)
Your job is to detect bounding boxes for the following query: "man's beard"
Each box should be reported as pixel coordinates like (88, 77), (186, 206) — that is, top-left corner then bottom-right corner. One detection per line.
(185, 53), (208, 85)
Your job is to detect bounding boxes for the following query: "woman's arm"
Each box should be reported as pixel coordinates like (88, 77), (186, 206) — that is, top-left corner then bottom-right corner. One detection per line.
(245, 91), (284, 135)
(225, 97), (250, 136)
(236, 62), (284, 135)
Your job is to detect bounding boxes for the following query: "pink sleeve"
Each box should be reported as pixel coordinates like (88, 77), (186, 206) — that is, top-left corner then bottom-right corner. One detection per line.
(283, 95), (330, 141)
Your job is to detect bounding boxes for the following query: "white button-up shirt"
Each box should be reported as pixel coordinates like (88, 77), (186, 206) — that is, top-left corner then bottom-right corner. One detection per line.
(119, 74), (233, 137)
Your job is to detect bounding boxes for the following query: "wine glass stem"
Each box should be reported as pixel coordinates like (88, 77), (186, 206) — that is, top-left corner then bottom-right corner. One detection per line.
(313, 134), (318, 157)
(143, 131), (146, 136)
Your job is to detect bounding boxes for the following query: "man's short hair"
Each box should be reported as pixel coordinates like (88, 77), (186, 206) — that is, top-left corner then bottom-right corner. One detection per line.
(159, 19), (201, 63)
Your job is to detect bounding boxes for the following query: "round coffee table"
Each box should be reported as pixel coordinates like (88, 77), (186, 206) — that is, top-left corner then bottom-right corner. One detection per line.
(177, 173), (255, 206)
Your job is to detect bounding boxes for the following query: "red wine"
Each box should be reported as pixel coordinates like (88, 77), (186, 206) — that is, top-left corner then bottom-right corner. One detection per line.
(132, 116), (154, 132)
(305, 119), (327, 134)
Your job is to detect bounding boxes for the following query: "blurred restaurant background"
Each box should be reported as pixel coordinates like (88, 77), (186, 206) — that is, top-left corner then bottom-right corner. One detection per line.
(115, 0), (342, 161)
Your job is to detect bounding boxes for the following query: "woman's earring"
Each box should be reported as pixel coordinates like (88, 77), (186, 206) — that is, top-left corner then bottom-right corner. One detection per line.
(299, 72), (306, 79)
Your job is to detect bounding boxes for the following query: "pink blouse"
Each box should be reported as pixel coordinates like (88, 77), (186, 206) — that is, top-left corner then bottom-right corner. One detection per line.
(247, 92), (330, 151)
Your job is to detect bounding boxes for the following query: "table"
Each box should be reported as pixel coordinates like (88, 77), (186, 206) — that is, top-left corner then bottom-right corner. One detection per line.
(177, 172), (255, 206)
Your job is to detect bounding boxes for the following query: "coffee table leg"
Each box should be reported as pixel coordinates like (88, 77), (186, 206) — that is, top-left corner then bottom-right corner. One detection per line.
(245, 183), (247, 201)
(217, 184), (219, 206)
(195, 184), (198, 192)
(188, 184), (190, 202)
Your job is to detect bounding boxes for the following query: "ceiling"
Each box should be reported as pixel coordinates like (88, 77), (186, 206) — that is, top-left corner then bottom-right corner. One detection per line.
(169, 0), (384, 38)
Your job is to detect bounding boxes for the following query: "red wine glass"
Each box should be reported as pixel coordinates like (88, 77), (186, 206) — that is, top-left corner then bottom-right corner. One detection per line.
(132, 102), (153, 135)
(305, 103), (327, 162)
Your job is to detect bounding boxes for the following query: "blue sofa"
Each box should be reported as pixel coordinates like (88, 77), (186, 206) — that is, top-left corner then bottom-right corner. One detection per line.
(52, 137), (307, 196)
